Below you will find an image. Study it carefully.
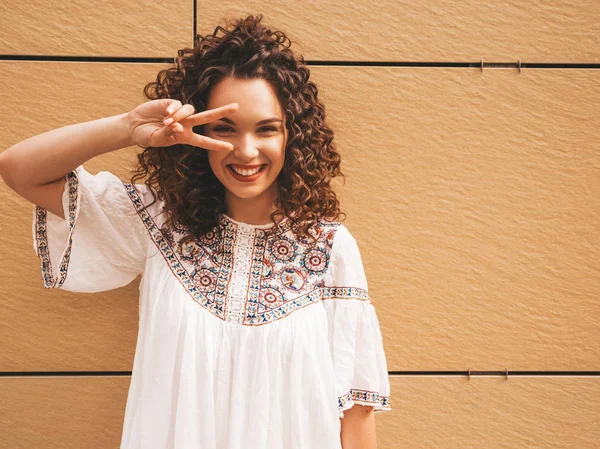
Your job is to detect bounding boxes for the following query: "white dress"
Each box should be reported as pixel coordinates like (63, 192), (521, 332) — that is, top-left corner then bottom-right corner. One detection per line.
(32, 165), (392, 449)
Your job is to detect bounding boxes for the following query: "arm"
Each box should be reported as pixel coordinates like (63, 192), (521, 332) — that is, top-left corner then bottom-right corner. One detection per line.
(340, 404), (378, 449)
(0, 99), (236, 219)
(0, 112), (133, 219)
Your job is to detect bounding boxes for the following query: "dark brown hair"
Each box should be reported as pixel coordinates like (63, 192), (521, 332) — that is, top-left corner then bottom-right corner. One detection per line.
(130, 14), (345, 246)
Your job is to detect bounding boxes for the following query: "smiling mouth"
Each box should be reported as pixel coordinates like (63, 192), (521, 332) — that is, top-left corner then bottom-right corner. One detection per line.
(227, 164), (267, 177)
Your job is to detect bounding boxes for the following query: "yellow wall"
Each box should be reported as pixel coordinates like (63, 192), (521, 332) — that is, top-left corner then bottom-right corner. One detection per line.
(1, 1), (599, 447)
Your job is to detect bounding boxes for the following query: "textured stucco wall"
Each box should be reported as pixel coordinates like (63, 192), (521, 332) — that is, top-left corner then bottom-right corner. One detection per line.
(0, 1), (599, 447)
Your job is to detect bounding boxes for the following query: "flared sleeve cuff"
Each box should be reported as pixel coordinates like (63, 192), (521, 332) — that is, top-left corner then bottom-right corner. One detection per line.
(32, 169), (80, 289)
(32, 165), (151, 292)
(321, 291), (392, 419)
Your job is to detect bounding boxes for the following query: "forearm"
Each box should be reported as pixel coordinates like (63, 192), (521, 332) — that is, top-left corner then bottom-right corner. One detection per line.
(340, 404), (378, 449)
(0, 112), (132, 188)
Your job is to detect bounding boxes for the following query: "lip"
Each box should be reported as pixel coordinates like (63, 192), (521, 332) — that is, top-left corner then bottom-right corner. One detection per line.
(227, 164), (267, 183)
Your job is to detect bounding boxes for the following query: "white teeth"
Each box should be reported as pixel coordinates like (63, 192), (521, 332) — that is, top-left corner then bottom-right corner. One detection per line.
(230, 165), (263, 176)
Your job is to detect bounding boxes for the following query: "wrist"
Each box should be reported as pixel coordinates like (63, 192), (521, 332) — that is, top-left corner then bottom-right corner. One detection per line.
(117, 111), (135, 149)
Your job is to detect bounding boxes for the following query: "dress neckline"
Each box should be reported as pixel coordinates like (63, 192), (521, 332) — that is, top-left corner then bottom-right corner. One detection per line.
(219, 212), (288, 230)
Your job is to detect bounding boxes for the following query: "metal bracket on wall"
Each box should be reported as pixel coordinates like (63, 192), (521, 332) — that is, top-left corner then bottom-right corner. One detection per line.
(466, 368), (510, 380)
(480, 58), (523, 73)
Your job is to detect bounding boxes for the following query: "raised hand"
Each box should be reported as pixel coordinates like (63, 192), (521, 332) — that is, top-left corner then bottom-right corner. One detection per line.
(128, 99), (239, 151)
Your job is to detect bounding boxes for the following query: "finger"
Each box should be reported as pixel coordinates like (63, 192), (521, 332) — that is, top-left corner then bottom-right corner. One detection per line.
(165, 100), (182, 116)
(181, 133), (234, 152)
(160, 121), (184, 142)
(164, 103), (194, 126)
(186, 103), (239, 127)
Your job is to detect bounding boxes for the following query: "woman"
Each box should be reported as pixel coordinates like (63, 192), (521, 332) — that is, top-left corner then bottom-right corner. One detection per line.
(0, 14), (391, 449)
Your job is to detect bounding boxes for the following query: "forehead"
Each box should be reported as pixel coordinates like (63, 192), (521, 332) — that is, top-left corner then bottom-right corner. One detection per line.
(206, 76), (282, 118)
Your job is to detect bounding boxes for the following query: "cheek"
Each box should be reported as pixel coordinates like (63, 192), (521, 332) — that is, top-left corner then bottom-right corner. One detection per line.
(269, 137), (286, 166)
(207, 152), (223, 175)
(265, 152), (284, 172)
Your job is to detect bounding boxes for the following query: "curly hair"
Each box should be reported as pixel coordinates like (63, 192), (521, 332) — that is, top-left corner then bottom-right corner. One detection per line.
(130, 14), (346, 246)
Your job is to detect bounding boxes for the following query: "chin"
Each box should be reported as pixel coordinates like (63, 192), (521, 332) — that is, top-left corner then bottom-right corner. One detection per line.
(229, 187), (267, 199)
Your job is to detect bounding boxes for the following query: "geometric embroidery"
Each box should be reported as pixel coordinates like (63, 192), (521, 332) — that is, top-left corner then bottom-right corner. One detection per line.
(338, 388), (392, 417)
(33, 171), (374, 326)
(321, 286), (370, 302)
(122, 181), (372, 326)
(34, 170), (79, 289)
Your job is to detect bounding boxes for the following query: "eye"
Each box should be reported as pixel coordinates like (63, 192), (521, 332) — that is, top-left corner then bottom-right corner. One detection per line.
(213, 126), (234, 132)
(258, 126), (278, 133)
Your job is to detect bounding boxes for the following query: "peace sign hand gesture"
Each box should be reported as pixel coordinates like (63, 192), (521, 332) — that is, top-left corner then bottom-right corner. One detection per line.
(128, 99), (239, 151)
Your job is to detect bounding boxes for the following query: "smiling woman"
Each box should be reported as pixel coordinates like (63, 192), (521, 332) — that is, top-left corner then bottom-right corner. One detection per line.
(203, 76), (287, 223)
(133, 14), (345, 247)
(2, 12), (392, 449)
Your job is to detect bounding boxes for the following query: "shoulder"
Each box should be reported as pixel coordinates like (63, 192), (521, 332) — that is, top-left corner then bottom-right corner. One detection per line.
(323, 225), (369, 291)
(122, 179), (168, 227)
(318, 221), (358, 255)
(304, 219), (363, 256)
(313, 217), (349, 238)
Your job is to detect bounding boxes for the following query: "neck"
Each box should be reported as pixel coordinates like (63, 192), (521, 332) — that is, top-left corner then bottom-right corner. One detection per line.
(225, 182), (282, 225)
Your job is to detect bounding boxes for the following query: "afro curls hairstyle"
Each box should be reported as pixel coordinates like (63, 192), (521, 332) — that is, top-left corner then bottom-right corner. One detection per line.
(130, 14), (346, 246)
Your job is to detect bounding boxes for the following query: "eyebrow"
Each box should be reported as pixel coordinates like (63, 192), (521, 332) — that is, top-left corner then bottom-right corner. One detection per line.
(217, 117), (282, 125)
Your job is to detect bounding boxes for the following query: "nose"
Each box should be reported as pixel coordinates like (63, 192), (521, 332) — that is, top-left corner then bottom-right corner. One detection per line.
(232, 132), (260, 160)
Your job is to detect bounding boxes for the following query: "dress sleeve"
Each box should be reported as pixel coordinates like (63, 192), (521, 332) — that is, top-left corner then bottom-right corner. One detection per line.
(31, 165), (152, 293)
(322, 224), (392, 419)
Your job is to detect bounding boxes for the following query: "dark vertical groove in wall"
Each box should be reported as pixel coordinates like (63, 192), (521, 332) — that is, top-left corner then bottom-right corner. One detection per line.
(192, 0), (197, 46)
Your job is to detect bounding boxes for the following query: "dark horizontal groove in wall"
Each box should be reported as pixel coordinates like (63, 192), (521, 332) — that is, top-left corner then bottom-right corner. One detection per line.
(1, 370), (599, 378)
(0, 371), (133, 377)
(389, 371), (600, 376)
(0, 55), (599, 69)
(308, 61), (600, 69)
(0, 55), (176, 63)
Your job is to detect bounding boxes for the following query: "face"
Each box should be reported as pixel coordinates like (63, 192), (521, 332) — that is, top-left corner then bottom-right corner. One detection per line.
(204, 76), (287, 204)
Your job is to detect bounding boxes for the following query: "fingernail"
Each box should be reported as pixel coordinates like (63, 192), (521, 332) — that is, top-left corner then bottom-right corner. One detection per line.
(163, 117), (173, 125)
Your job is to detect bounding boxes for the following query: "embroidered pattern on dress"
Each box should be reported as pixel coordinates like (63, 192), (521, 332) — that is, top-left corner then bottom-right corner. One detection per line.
(35, 169), (79, 288)
(338, 388), (392, 417)
(321, 286), (370, 302)
(247, 223), (338, 324)
(123, 181), (341, 325)
(226, 223), (255, 324)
